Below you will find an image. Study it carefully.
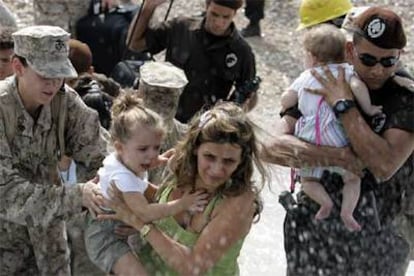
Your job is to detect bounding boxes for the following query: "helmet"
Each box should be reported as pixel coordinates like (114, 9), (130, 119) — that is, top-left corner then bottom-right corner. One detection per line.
(297, 0), (353, 30)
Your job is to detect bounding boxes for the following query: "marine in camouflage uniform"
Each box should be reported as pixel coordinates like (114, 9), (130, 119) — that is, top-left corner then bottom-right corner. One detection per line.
(139, 61), (188, 185)
(0, 1), (17, 28)
(0, 26), (107, 275)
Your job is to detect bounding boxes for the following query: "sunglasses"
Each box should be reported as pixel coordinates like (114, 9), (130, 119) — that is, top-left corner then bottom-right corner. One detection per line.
(354, 48), (400, 68)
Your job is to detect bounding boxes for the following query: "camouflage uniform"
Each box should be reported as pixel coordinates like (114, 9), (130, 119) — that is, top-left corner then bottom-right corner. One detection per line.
(0, 26), (107, 275)
(139, 61), (188, 184)
(0, 1), (17, 28)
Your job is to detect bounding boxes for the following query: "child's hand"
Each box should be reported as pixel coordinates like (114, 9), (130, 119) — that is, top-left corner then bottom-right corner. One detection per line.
(180, 190), (209, 213)
(149, 148), (176, 169)
(366, 105), (383, 117)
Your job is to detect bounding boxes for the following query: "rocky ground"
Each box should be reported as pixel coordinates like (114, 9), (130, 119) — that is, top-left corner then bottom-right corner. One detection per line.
(3, 0), (414, 275)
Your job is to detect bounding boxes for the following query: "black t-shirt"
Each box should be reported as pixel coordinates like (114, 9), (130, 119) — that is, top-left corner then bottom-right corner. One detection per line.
(145, 17), (256, 122)
(366, 78), (414, 223)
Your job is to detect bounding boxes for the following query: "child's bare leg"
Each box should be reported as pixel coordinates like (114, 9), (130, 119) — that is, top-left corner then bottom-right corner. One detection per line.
(112, 252), (148, 276)
(302, 178), (333, 220)
(340, 171), (362, 232)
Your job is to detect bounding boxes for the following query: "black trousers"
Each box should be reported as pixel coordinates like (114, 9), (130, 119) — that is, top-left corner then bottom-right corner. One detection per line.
(245, 0), (265, 23)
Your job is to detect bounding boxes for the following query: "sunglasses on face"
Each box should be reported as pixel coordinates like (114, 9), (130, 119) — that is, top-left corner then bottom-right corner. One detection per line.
(354, 48), (400, 68)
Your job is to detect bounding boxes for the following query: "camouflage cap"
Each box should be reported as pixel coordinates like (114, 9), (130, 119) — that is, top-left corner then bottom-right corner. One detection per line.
(140, 61), (188, 91)
(12, 25), (77, 78)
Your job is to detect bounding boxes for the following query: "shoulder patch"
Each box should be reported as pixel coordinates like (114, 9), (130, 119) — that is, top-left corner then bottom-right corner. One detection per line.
(225, 53), (238, 68)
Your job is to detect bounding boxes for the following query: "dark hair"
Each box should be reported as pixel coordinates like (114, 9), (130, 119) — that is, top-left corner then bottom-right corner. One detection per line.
(206, 0), (243, 10)
(68, 39), (93, 74)
(82, 89), (113, 130)
(73, 74), (113, 129)
(0, 27), (15, 50)
(13, 55), (28, 67)
(325, 15), (346, 28)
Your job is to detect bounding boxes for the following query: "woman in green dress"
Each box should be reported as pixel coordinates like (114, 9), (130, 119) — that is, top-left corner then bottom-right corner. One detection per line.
(99, 102), (268, 275)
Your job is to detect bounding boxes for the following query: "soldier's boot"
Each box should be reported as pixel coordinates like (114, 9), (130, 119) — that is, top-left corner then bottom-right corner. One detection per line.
(241, 21), (261, 37)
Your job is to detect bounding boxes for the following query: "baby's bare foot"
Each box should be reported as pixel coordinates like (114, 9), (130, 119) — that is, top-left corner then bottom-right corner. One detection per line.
(315, 205), (332, 220)
(341, 213), (362, 232)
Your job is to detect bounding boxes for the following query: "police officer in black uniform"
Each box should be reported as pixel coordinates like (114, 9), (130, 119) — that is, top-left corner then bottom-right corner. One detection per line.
(127, 0), (260, 123)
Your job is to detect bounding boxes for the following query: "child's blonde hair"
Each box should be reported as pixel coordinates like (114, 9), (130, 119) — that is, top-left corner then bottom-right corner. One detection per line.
(303, 23), (346, 64)
(110, 92), (165, 143)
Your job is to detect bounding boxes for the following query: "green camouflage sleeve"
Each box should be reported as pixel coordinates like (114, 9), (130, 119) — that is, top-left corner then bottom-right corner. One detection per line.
(64, 87), (108, 182)
(0, 110), (84, 227)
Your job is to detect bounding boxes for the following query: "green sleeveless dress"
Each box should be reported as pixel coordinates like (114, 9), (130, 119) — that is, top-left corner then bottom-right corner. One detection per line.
(139, 186), (244, 275)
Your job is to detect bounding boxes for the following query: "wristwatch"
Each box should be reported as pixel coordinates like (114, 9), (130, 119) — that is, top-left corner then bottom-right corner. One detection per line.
(333, 99), (356, 117)
(139, 224), (153, 239)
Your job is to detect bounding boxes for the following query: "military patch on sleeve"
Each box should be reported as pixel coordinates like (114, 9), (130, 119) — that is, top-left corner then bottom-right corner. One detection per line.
(225, 53), (237, 68)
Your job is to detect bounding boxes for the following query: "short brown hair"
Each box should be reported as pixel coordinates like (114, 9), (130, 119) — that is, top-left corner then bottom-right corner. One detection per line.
(68, 39), (93, 74)
(206, 0), (243, 10)
(0, 27), (16, 50)
(303, 24), (346, 64)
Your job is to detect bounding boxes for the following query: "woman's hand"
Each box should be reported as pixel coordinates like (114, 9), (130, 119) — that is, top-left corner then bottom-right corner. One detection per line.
(97, 183), (144, 229)
(306, 66), (354, 106)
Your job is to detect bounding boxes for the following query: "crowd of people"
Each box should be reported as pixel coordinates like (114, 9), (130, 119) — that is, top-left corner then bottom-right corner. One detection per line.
(0, 0), (413, 275)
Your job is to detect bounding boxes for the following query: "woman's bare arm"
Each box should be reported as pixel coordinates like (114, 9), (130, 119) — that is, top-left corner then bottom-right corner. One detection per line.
(103, 189), (256, 275)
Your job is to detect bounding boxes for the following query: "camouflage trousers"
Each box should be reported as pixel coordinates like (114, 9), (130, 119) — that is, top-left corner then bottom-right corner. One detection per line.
(0, 214), (104, 276)
(0, 218), (71, 275)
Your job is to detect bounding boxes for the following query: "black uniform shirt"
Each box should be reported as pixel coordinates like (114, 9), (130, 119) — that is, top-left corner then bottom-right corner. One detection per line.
(366, 78), (414, 223)
(145, 17), (256, 122)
